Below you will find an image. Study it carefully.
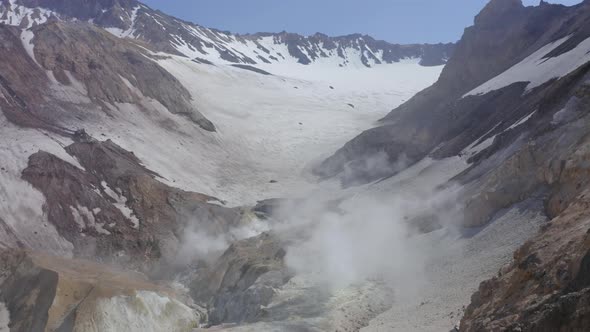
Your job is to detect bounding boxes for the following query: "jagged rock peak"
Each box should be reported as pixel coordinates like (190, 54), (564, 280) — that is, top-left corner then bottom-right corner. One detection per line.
(475, 0), (524, 25)
(17, 0), (139, 17)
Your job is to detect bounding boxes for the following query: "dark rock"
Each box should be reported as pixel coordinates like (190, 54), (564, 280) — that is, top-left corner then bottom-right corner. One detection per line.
(252, 198), (285, 219)
(192, 57), (214, 65)
(230, 64), (272, 76)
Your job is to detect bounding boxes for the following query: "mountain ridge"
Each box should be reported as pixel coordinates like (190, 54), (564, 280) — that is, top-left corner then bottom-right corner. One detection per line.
(0, 0), (454, 68)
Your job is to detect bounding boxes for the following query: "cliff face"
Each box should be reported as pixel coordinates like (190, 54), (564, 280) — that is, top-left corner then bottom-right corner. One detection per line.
(315, 0), (588, 185)
(461, 168), (590, 331)
(459, 69), (590, 330)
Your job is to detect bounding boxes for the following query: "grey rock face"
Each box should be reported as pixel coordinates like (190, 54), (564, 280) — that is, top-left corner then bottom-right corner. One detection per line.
(315, 0), (590, 185)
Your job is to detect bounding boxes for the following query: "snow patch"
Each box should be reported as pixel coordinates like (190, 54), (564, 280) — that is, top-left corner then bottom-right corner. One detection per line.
(104, 6), (139, 38)
(101, 181), (140, 228)
(466, 35), (590, 96)
(69, 204), (111, 235)
(461, 111), (536, 159)
(20, 28), (39, 66)
(505, 110), (536, 132)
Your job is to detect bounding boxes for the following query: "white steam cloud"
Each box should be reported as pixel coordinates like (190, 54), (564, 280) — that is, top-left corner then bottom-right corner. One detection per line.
(176, 217), (271, 265)
(273, 152), (464, 297)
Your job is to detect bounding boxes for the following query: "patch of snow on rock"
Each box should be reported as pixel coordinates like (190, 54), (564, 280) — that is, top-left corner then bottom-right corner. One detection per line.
(466, 35), (590, 96)
(101, 181), (140, 229)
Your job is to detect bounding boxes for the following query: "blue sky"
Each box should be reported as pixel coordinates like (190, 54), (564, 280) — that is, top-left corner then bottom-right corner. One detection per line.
(141, 0), (583, 44)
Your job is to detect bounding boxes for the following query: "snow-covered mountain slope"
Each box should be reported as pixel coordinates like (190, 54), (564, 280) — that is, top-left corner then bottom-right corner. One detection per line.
(0, 0), (445, 265)
(0, 0), (454, 68)
(48, 54), (443, 207)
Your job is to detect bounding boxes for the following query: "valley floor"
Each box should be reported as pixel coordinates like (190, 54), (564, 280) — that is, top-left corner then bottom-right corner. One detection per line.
(134, 57), (442, 205)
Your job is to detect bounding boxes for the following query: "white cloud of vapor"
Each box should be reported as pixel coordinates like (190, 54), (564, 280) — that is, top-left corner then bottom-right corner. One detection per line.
(274, 152), (464, 299)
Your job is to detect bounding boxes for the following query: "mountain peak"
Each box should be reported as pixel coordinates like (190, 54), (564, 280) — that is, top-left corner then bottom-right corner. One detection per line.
(475, 0), (523, 26)
(18, 0), (139, 19)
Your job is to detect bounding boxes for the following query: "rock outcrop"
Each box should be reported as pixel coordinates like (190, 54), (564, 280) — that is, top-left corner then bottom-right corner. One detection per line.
(0, 249), (203, 332)
(460, 187), (590, 331)
(458, 72), (590, 329)
(21, 134), (243, 272)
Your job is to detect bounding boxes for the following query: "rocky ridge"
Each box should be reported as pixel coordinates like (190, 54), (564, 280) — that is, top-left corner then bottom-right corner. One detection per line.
(0, 0), (454, 68)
